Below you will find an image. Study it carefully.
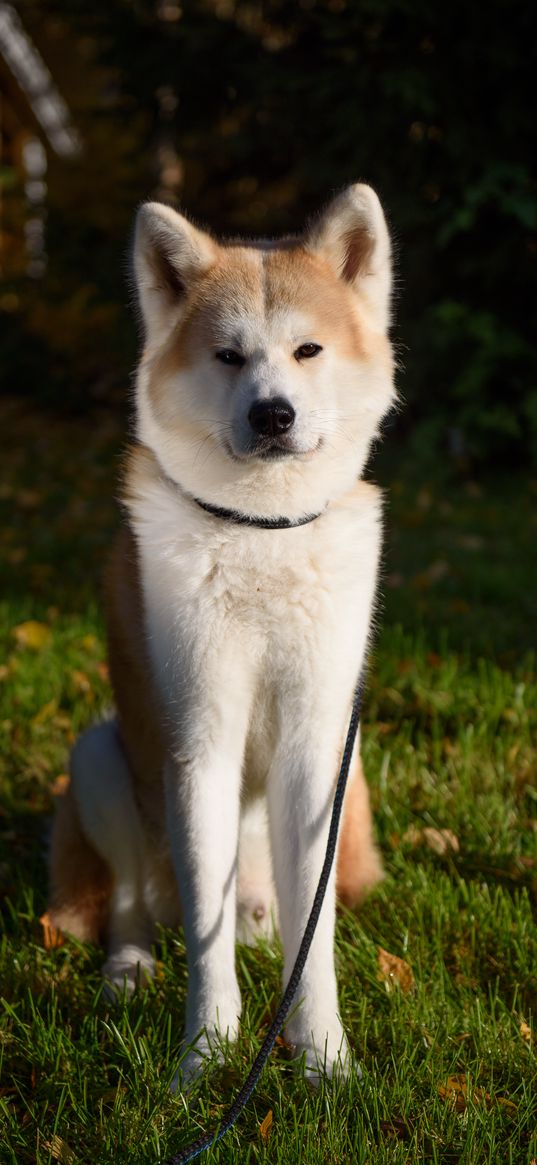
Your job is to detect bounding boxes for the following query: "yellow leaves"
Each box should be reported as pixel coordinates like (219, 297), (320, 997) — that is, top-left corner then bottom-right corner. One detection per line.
(42, 1135), (75, 1164)
(96, 660), (110, 684)
(12, 620), (51, 651)
(32, 699), (58, 727)
(402, 826), (460, 856)
(259, 1110), (273, 1143)
(377, 948), (414, 994)
(437, 1074), (517, 1114)
(39, 912), (65, 951)
(50, 774), (70, 796)
(80, 633), (99, 652)
(71, 669), (93, 699)
(520, 1019), (532, 1044)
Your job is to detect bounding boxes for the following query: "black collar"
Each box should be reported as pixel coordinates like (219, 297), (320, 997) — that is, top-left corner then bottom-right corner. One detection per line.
(192, 496), (324, 529)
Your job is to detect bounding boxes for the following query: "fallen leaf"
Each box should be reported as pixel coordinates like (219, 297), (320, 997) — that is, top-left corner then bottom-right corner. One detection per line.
(438, 1075), (474, 1111)
(450, 599), (470, 615)
(377, 948), (414, 993)
(81, 633), (98, 652)
(52, 712), (73, 732)
(402, 825), (422, 849)
(50, 774), (70, 796)
(413, 560), (450, 589)
(416, 487), (432, 511)
(16, 488), (43, 509)
(32, 699), (58, 727)
(6, 547), (27, 565)
(275, 1033), (293, 1050)
(520, 1019), (532, 1044)
(422, 827), (460, 856)
(508, 742), (521, 766)
(12, 620), (51, 650)
(380, 1117), (413, 1141)
(40, 912), (65, 950)
(401, 826), (459, 856)
(259, 1110), (273, 1142)
(438, 1074), (517, 1113)
(43, 1134), (75, 1164)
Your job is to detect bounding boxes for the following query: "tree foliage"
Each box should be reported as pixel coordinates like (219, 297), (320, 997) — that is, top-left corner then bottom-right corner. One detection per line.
(2, 0), (535, 467)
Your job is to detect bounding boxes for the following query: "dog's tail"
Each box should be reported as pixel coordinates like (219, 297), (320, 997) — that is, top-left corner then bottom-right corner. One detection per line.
(48, 780), (111, 943)
(336, 753), (384, 907)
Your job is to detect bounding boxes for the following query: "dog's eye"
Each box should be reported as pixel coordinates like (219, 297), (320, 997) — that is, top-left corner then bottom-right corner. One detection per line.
(215, 349), (245, 367)
(294, 343), (323, 362)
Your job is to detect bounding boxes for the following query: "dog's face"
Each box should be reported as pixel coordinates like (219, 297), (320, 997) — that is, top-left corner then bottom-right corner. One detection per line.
(133, 186), (395, 516)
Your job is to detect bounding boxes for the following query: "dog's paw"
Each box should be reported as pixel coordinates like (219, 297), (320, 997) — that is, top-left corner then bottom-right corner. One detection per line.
(102, 946), (155, 1000)
(170, 1026), (235, 1094)
(287, 1021), (357, 1086)
(170, 1034), (217, 1093)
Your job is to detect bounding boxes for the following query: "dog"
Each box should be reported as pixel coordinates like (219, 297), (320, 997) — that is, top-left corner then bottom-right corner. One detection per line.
(48, 183), (395, 1084)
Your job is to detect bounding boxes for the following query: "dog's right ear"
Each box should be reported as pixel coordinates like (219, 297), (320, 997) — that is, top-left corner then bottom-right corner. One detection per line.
(133, 202), (217, 344)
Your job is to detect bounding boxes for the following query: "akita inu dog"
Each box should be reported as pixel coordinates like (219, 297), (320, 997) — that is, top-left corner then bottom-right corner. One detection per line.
(48, 184), (395, 1083)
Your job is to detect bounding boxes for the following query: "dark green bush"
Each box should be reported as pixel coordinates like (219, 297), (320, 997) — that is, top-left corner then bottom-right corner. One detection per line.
(5, 0), (536, 471)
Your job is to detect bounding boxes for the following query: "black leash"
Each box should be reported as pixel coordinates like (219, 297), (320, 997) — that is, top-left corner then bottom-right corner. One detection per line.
(162, 673), (365, 1165)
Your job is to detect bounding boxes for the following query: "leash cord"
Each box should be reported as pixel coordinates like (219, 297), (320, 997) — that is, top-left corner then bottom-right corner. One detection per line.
(162, 674), (365, 1165)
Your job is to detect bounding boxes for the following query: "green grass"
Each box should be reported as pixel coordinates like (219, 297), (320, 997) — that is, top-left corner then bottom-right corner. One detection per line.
(1, 398), (536, 1163)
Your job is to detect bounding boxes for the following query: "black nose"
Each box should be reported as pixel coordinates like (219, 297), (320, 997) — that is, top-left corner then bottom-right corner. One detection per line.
(248, 396), (295, 437)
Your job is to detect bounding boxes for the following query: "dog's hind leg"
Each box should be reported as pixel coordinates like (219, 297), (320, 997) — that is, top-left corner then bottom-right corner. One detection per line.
(69, 719), (155, 994)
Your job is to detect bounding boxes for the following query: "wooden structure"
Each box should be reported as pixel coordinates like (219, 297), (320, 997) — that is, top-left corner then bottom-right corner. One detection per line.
(0, 2), (79, 278)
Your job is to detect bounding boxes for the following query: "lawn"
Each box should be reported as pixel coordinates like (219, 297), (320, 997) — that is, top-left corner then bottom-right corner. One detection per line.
(0, 397), (536, 1164)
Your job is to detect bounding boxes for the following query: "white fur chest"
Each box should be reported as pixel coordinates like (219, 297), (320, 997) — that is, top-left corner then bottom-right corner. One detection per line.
(127, 473), (383, 665)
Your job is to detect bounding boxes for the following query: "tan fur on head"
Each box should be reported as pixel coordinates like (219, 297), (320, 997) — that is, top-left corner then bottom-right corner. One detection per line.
(131, 186), (395, 523)
(306, 184), (392, 333)
(134, 202), (217, 348)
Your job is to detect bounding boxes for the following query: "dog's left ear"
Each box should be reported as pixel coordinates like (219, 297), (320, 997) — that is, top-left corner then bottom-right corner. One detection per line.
(306, 184), (392, 333)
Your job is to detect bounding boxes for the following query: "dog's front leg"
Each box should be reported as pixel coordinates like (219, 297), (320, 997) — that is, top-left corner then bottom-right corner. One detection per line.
(164, 650), (253, 1085)
(268, 685), (358, 1082)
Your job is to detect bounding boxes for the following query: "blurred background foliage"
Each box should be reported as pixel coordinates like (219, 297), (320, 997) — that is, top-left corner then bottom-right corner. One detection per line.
(0, 0), (535, 472)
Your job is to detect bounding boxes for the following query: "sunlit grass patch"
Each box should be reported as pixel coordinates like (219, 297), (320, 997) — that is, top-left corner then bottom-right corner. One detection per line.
(0, 399), (535, 1163)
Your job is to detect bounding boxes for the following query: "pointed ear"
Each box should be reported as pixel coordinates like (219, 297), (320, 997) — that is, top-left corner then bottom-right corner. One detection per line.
(306, 184), (392, 332)
(133, 202), (217, 343)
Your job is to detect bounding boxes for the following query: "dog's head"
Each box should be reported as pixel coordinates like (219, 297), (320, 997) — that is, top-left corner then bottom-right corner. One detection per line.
(132, 185), (396, 517)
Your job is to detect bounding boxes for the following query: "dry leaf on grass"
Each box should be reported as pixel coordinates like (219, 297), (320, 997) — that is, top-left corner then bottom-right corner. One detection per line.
(520, 1019), (532, 1043)
(40, 912), (65, 951)
(12, 620), (51, 650)
(438, 1074), (517, 1114)
(402, 826), (459, 855)
(32, 700), (58, 727)
(259, 1110), (273, 1142)
(422, 827), (460, 855)
(50, 774), (70, 796)
(377, 948), (414, 993)
(70, 669), (94, 701)
(42, 1134), (75, 1164)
